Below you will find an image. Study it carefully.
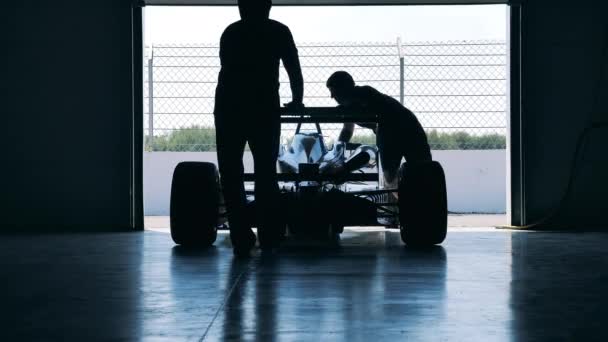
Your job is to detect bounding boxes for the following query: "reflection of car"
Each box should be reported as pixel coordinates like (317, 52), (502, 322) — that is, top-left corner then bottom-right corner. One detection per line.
(170, 107), (447, 248)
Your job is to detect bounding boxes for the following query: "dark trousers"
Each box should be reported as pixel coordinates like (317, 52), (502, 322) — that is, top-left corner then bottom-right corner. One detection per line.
(214, 110), (281, 241)
(377, 120), (432, 185)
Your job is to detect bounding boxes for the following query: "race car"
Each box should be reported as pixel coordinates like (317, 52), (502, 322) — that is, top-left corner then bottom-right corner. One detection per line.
(276, 121), (378, 176)
(169, 107), (447, 247)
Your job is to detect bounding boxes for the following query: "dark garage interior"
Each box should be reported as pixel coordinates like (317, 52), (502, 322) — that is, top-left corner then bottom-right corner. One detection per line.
(1, 0), (608, 340)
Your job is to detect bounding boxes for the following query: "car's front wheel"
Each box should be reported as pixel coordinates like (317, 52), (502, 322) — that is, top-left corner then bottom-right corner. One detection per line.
(170, 162), (219, 247)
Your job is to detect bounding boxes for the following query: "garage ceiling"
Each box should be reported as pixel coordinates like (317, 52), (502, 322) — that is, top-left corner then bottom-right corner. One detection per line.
(144, 0), (508, 5)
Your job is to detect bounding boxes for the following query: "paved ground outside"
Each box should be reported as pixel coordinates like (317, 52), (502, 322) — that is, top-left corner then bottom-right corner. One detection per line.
(145, 214), (508, 232)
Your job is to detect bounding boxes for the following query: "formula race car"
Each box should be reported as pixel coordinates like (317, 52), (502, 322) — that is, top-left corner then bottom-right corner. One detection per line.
(169, 107), (447, 247)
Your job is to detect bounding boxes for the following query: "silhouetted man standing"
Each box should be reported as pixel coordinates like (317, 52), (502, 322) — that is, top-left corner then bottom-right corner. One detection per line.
(214, 0), (304, 256)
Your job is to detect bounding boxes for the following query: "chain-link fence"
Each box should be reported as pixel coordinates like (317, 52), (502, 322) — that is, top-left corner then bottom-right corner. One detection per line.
(144, 40), (507, 151)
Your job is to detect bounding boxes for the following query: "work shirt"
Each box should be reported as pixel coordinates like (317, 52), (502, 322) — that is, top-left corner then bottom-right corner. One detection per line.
(214, 19), (299, 114)
(353, 85), (432, 163)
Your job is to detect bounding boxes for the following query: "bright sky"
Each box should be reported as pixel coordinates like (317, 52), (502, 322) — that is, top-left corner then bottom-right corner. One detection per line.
(144, 5), (507, 45)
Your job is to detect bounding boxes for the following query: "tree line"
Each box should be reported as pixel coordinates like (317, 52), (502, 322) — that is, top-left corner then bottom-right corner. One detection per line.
(146, 126), (506, 152)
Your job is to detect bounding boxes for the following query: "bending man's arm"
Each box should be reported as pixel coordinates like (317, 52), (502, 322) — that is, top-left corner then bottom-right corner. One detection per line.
(281, 28), (304, 104)
(337, 103), (377, 142)
(357, 122), (377, 134)
(338, 123), (355, 142)
(338, 122), (378, 142)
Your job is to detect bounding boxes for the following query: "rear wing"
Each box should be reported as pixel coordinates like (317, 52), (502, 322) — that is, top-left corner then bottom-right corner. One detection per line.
(280, 106), (378, 124)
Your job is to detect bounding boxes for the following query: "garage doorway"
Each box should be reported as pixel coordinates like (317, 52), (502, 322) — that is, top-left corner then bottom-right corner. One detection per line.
(136, 2), (516, 230)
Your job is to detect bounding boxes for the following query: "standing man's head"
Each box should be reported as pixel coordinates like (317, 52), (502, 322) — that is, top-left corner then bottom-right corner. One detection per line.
(238, 0), (272, 21)
(327, 71), (356, 105)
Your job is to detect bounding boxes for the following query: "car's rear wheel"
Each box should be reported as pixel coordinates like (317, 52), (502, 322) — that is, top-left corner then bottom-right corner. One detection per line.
(170, 162), (219, 247)
(398, 161), (447, 246)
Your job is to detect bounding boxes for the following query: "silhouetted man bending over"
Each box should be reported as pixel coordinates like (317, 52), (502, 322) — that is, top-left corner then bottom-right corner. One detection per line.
(214, 0), (304, 256)
(327, 71), (431, 202)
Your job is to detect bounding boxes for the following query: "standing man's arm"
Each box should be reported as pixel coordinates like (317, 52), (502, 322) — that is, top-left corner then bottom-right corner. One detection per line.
(281, 28), (304, 106)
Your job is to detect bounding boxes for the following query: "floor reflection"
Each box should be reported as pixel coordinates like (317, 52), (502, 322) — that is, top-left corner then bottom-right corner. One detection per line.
(142, 242), (224, 340)
(213, 231), (448, 341)
(5, 230), (608, 340)
(221, 257), (257, 341)
(510, 232), (608, 341)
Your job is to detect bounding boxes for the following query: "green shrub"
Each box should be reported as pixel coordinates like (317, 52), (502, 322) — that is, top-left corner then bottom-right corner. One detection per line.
(352, 129), (506, 150)
(425, 130), (506, 150)
(146, 126), (216, 152)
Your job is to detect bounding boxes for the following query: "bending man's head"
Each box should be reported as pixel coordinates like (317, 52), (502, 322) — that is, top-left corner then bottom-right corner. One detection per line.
(238, 0), (272, 21)
(327, 71), (356, 105)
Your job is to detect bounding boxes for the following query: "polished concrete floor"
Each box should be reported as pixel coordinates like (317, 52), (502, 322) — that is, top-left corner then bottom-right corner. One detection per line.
(1, 228), (608, 341)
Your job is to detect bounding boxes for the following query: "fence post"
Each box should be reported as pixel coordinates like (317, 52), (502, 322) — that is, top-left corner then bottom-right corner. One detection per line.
(397, 37), (405, 105)
(147, 48), (154, 146)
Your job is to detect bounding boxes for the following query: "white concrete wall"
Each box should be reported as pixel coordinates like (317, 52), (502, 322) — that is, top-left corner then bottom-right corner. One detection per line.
(144, 150), (506, 215)
(433, 150), (506, 213)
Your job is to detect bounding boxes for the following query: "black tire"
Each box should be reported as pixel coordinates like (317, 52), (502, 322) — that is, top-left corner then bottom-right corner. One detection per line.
(398, 161), (447, 246)
(170, 162), (219, 247)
